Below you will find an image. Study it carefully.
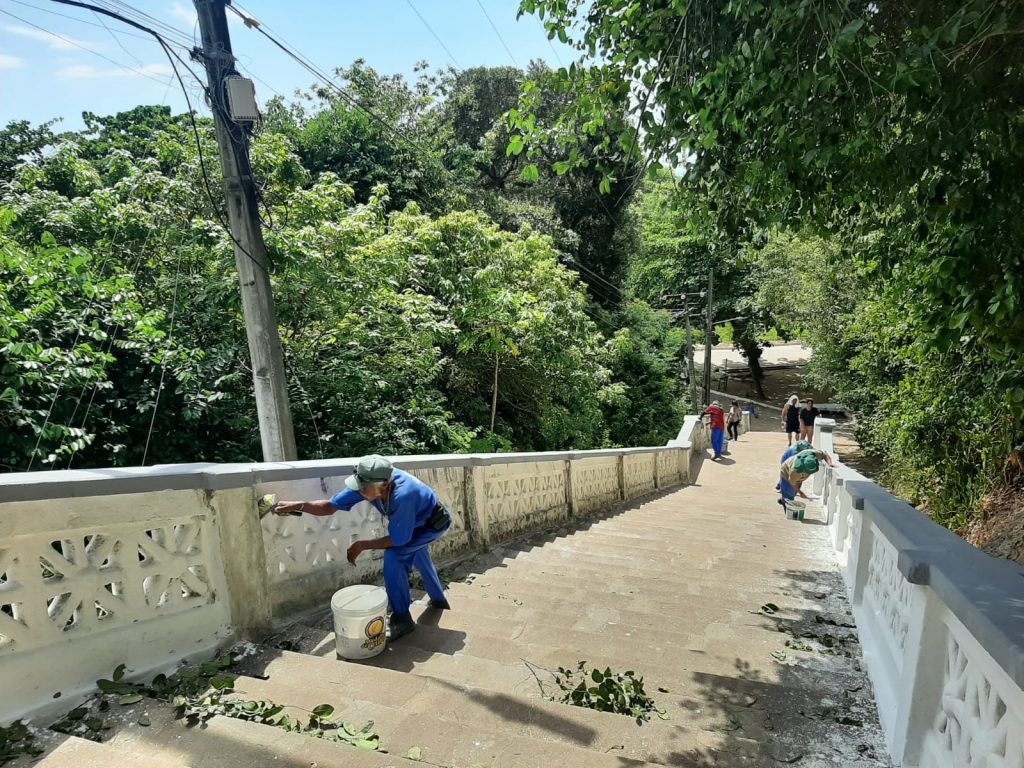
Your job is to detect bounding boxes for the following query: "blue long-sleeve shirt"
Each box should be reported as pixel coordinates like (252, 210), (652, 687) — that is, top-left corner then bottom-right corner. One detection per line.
(329, 468), (439, 547)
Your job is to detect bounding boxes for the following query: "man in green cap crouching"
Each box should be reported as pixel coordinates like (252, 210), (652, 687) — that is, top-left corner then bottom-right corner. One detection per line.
(778, 448), (833, 508)
(275, 455), (452, 641)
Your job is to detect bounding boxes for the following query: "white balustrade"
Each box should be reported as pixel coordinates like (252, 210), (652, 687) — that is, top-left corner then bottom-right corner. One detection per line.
(0, 488), (232, 725)
(1, 436), (704, 725)
(814, 418), (1024, 767)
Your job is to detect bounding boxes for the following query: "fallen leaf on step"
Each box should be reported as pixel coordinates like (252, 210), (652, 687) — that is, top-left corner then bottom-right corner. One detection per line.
(406, 746), (422, 760)
(769, 751), (803, 763)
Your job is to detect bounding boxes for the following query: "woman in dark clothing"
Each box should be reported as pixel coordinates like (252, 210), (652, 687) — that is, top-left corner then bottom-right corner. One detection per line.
(727, 401), (742, 441)
(799, 399), (821, 441)
(781, 395), (801, 446)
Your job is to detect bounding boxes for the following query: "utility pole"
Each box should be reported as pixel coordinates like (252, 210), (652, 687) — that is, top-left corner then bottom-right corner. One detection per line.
(663, 291), (704, 411)
(683, 301), (698, 409)
(193, 0), (297, 461)
(703, 270), (714, 407)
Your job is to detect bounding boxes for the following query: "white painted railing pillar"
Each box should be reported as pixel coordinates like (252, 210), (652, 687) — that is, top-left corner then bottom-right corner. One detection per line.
(889, 587), (948, 765)
(812, 417), (836, 495)
(820, 461), (1024, 768)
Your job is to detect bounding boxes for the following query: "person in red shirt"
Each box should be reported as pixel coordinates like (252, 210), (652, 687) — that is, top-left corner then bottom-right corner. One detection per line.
(703, 400), (726, 460)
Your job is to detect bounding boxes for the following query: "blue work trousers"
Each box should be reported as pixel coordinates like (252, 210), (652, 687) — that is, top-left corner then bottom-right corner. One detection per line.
(779, 477), (797, 502)
(711, 427), (725, 457)
(384, 524), (448, 617)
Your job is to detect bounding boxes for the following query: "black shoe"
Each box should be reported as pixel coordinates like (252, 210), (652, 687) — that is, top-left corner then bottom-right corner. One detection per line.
(388, 612), (416, 641)
(428, 598), (451, 610)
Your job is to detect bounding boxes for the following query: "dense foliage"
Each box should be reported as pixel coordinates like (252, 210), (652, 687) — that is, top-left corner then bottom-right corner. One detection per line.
(1, 66), (685, 470)
(514, 0), (1024, 525)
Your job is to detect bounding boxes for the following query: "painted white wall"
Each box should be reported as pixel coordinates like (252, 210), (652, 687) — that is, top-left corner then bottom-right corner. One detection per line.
(815, 419), (1024, 768)
(0, 443), (689, 725)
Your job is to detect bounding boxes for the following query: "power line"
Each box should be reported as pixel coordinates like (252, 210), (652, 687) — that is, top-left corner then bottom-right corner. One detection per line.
(8, 0), (158, 42)
(534, 14), (564, 68)
(91, 0), (195, 47)
(404, 0), (462, 69)
(227, 3), (462, 195)
(564, 255), (626, 299)
(474, 0), (520, 68)
(0, 9), (173, 85)
(64, 222), (162, 468)
(41, 0), (273, 276)
(91, 7), (141, 65)
(141, 229), (185, 465)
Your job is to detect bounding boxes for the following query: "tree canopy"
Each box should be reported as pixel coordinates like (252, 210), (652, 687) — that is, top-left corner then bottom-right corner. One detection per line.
(513, 0), (1024, 525)
(1, 67), (686, 470)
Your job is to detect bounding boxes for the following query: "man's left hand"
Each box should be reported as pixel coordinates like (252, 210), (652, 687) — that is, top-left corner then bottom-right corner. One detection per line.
(346, 541), (365, 565)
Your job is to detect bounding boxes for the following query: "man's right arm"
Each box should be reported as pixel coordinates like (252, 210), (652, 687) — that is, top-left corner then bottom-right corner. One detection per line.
(274, 499), (337, 516)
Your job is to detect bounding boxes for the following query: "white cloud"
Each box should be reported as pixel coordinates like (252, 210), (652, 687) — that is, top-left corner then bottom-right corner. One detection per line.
(55, 63), (174, 80)
(4, 24), (103, 52)
(168, 2), (197, 27)
(167, 2), (243, 32)
(0, 53), (26, 70)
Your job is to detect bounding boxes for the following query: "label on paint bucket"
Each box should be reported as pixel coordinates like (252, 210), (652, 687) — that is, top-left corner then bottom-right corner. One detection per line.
(362, 615), (386, 651)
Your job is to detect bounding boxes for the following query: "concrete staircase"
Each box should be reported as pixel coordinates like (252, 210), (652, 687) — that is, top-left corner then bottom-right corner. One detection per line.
(18, 433), (891, 767)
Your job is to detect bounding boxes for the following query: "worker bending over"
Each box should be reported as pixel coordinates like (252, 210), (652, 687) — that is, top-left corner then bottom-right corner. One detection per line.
(276, 454), (451, 641)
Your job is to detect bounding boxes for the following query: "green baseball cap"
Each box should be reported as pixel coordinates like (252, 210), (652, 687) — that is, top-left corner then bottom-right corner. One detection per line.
(345, 454), (394, 491)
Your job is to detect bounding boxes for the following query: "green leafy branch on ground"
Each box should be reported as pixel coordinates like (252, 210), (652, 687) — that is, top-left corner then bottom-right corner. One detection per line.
(53, 655), (381, 752)
(552, 661), (668, 724)
(0, 721), (42, 765)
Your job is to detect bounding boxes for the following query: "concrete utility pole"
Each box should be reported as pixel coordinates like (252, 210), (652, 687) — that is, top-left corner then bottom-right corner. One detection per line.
(683, 301), (698, 409)
(193, 0), (297, 461)
(703, 271), (714, 407)
(663, 291), (705, 410)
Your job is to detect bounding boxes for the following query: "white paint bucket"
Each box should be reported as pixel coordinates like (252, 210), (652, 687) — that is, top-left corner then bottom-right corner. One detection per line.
(784, 501), (805, 521)
(331, 585), (389, 660)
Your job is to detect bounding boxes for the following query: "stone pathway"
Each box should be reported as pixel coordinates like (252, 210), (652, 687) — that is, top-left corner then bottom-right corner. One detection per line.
(20, 432), (891, 767)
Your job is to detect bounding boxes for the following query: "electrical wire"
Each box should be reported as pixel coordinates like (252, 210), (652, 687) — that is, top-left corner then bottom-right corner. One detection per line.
(91, 6), (142, 65)
(474, 0), (521, 68)
(20, 0), (267, 468)
(564, 255), (626, 299)
(44, 0), (274, 276)
(534, 14), (565, 68)
(404, 0), (462, 69)
(140, 231), (185, 466)
(0, 8), (173, 85)
(228, 2), (461, 193)
(8, 0), (158, 42)
(25, 175), (145, 470)
(63, 201), (171, 469)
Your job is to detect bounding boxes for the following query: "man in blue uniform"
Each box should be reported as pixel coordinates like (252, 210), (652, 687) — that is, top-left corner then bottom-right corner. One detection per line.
(778, 448), (833, 507)
(781, 439), (813, 465)
(275, 455), (451, 641)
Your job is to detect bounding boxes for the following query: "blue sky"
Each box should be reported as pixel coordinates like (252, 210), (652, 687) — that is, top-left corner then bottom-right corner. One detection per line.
(0, 1), (576, 130)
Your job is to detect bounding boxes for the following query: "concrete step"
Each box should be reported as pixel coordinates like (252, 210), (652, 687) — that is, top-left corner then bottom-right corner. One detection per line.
(442, 566), (824, 610)
(498, 523), (821, 558)
(504, 526), (820, 558)
(286, 621), (871, 766)
(460, 549), (829, 595)
(424, 589), (761, 639)
(10, 731), (187, 768)
(103, 705), (425, 768)
(412, 591), (858, 662)
(235, 646), (773, 766)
